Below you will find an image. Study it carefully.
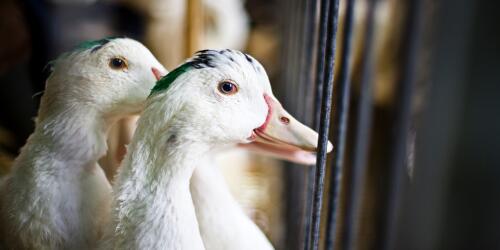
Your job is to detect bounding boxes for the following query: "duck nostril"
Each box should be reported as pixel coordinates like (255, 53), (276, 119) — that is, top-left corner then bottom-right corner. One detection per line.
(280, 116), (290, 125)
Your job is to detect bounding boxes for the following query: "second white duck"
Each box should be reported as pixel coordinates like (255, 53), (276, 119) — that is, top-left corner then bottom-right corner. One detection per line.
(0, 37), (165, 249)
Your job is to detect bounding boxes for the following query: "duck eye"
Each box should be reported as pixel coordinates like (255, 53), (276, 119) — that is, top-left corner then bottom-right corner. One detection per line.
(218, 81), (238, 95)
(109, 57), (128, 71)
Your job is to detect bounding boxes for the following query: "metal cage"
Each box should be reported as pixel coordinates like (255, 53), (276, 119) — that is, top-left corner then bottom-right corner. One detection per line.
(276, 0), (500, 249)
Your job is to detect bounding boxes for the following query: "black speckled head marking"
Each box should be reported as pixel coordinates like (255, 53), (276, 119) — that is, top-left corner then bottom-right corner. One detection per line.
(190, 50), (217, 69)
(190, 49), (261, 72)
(244, 53), (253, 63)
(150, 49), (266, 96)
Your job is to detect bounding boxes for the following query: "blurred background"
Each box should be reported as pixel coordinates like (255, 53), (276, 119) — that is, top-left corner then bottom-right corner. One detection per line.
(0, 0), (499, 250)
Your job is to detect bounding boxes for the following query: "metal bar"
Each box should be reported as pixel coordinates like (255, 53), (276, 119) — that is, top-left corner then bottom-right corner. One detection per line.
(293, 0), (307, 118)
(282, 0), (316, 249)
(279, 2), (297, 249)
(339, 0), (377, 249)
(312, 0), (332, 132)
(286, 0), (298, 107)
(323, 0), (356, 248)
(306, 0), (331, 246)
(301, 0), (319, 248)
(396, 1), (500, 249)
(289, 1), (313, 249)
(287, 0), (300, 112)
(308, 0), (341, 249)
(296, 0), (315, 122)
(379, 0), (422, 249)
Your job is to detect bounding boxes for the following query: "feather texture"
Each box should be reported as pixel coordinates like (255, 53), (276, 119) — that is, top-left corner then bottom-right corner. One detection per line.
(0, 37), (165, 249)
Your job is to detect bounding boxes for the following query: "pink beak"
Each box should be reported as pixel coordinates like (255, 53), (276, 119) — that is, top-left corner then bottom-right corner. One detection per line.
(240, 94), (333, 165)
(152, 67), (165, 81)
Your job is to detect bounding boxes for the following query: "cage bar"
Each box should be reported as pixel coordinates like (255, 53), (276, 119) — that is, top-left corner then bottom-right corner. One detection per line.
(308, 0), (341, 249)
(323, 0), (356, 248)
(338, 0), (377, 249)
(301, 0), (320, 248)
(378, 0), (423, 249)
(278, 0), (321, 248)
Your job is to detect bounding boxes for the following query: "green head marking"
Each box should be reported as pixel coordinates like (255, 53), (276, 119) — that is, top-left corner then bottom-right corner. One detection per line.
(75, 36), (124, 53)
(150, 63), (193, 96)
(42, 36), (125, 82)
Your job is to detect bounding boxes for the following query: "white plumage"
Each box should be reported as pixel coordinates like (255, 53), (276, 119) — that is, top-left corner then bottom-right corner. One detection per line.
(0, 42), (329, 249)
(191, 160), (275, 250)
(0, 37), (165, 249)
(104, 49), (329, 249)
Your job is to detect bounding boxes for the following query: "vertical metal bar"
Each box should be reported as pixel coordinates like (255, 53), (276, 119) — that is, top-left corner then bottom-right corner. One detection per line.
(286, 0), (298, 107)
(301, 1), (320, 249)
(282, 0), (318, 249)
(286, 0), (299, 112)
(379, 0), (422, 249)
(324, 0), (356, 248)
(293, 0), (307, 118)
(306, 0), (332, 247)
(296, 0), (314, 121)
(312, 0), (332, 131)
(340, 0), (377, 249)
(309, 0), (341, 249)
(396, 1), (500, 249)
(286, 0), (312, 249)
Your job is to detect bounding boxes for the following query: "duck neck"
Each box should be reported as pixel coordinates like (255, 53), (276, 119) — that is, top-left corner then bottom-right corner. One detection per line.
(17, 100), (115, 180)
(190, 154), (275, 250)
(113, 126), (207, 249)
(5, 102), (115, 247)
(33, 104), (113, 169)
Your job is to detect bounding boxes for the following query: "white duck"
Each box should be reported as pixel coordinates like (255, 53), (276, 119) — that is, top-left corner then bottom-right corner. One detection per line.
(190, 77), (332, 250)
(0, 37), (165, 249)
(105, 49), (331, 249)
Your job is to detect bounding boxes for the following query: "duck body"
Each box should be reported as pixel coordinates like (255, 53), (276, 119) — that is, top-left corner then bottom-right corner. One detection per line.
(0, 108), (112, 249)
(104, 115), (207, 250)
(191, 161), (274, 250)
(105, 49), (268, 249)
(0, 37), (165, 249)
(106, 49), (327, 250)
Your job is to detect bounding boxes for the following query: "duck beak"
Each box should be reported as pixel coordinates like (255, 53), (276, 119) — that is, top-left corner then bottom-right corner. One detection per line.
(151, 67), (165, 81)
(240, 94), (333, 165)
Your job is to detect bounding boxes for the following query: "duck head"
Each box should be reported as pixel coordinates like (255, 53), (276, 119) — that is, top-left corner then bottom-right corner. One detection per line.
(148, 49), (332, 160)
(41, 37), (166, 119)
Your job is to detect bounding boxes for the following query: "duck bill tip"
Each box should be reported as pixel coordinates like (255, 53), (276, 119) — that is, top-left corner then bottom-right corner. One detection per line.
(327, 141), (334, 153)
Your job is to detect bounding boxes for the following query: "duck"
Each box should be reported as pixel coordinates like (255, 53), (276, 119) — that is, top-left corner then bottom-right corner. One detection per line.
(0, 37), (166, 249)
(191, 80), (332, 250)
(105, 49), (331, 249)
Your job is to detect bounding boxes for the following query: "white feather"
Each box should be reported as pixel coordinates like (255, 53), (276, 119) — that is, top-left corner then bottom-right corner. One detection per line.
(0, 37), (165, 249)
